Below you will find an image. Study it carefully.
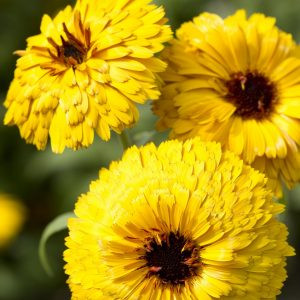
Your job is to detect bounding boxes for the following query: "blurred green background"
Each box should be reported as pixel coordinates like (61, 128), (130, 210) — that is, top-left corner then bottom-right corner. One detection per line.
(0, 0), (300, 299)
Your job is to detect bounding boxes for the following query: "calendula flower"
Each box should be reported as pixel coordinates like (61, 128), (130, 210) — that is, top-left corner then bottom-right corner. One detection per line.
(4, 0), (172, 153)
(153, 10), (300, 196)
(64, 138), (294, 299)
(0, 194), (26, 248)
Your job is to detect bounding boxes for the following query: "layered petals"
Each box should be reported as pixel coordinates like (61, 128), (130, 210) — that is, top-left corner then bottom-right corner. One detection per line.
(64, 138), (294, 299)
(153, 10), (300, 196)
(4, 0), (172, 153)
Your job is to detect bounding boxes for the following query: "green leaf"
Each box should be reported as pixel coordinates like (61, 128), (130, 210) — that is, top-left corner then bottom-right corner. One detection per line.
(38, 212), (75, 277)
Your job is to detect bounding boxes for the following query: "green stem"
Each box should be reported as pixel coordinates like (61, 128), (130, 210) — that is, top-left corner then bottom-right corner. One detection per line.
(119, 130), (131, 151)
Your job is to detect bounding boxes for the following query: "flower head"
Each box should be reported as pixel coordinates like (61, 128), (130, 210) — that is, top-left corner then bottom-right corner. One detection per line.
(0, 194), (26, 248)
(64, 138), (294, 299)
(153, 10), (300, 196)
(4, 0), (172, 153)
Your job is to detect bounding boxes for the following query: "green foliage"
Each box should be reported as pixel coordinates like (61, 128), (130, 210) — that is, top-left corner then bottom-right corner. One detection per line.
(38, 212), (75, 277)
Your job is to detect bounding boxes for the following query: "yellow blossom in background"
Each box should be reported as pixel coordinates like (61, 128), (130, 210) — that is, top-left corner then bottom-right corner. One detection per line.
(64, 138), (294, 299)
(4, 0), (172, 153)
(0, 194), (26, 248)
(153, 10), (300, 196)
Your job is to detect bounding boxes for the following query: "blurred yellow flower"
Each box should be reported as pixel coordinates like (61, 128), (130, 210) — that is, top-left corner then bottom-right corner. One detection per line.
(0, 194), (26, 248)
(4, 0), (172, 153)
(153, 10), (300, 196)
(64, 138), (294, 299)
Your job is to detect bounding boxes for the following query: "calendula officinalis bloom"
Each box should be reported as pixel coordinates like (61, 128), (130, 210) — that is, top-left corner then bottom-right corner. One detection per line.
(153, 10), (300, 196)
(0, 194), (26, 248)
(4, 0), (172, 153)
(64, 138), (294, 299)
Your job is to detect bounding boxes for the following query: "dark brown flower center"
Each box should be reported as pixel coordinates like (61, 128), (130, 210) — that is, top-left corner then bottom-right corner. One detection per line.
(61, 40), (84, 65)
(143, 232), (200, 285)
(226, 71), (277, 119)
(60, 23), (86, 66)
(47, 23), (88, 68)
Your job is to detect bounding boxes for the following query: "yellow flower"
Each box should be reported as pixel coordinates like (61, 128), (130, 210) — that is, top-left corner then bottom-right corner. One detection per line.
(153, 10), (300, 196)
(64, 138), (294, 299)
(0, 194), (26, 248)
(4, 0), (172, 153)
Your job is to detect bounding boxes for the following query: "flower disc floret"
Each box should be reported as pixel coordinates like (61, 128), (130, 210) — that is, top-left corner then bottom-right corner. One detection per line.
(64, 138), (294, 299)
(4, 0), (172, 153)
